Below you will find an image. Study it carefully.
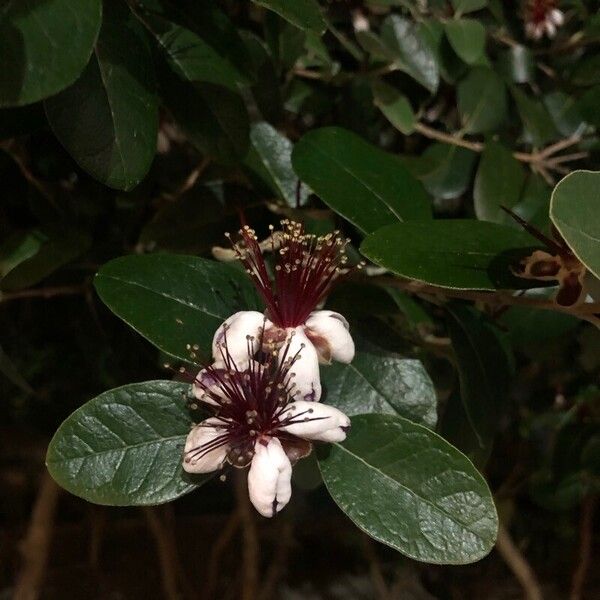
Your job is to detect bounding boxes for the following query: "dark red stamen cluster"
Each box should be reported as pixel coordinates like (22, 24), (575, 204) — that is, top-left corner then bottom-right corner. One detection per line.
(227, 220), (351, 328)
(525, 0), (558, 25)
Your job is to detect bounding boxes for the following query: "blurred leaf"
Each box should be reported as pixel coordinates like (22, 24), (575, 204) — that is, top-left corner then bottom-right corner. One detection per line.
(159, 63), (249, 164)
(253, 0), (326, 35)
(45, 1), (157, 191)
(574, 85), (600, 129)
(292, 127), (431, 234)
(571, 55), (600, 87)
(0, 0), (102, 107)
(0, 224), (91, 292)
(132, 0), (252, 91)
(444, 19), (486, 65)
(512, 174), (551, 231)
(451, 0), (487, 13)
(244, 122), (310, 207)
(385, 287), (434, 329)
(511, 86), (558, 146)
(0, 345), (33, 395)
(550, 170), (600, 279)
(321, 343), (437, 428)
(497, 46), (535, 83)
(94, 254), (261, 363)
(319, 414), (498, 564)
(544, 92), (585, 138)
(474, 141), (526, 223)
(458, 67), (507, 133)
(381, 15), (439, 93)
(47, 381), (203, 505)
(446, 303), (512, 453)
(419, 143), (477, 200)
(420, 19), (467, 84)
(361, 220), (541, 290)
(372, 81), (416, 135)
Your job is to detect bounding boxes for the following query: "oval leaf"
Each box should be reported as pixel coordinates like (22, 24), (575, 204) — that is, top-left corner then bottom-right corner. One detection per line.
(361, 220), (541, 290)
(550, 170), (600, 279)
(444, 19), (486, 65)
(292, 127), (431, 234)
(252, 0), (326, 35)
(458, 67), (507, 134)
(94, 254), (261, 363)
(45, 2), (158, 191)
(319, 414), (498, 564)
(0, 0), (102, 107)
(46, 381), (202, 505)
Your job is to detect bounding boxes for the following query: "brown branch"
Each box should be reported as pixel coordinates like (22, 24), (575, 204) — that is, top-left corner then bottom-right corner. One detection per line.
(413, 122), (484, 152)
(206, 510), (242, 599)
(570, 495), (597, 600)
(234, 471), (260, 600)
(259, 520), (294, 600)
(361, 534), (391, 600)
(0, 284), (88, 304)
(496, 523), (544, 600)
(13, 472), (62, 600)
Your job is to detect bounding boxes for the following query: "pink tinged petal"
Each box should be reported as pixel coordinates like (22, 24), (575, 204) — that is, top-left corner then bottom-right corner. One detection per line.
(182, 418), (229, 474)
(550, 9), (564, 26)
(247, 438), (292, 517)
(279, 400), (351, 442)
(192, 367), (224, 406)
(211, 311), (266, 368)
(282, 327), (321, 402)
(305, 310), (355, 364)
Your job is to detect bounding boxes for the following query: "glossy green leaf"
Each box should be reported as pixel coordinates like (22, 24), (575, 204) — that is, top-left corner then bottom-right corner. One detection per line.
(550, 170), (600, 279)
(372, 81), (416, 135)
(474, 141), (526, 223)
(511, 87), (558, 146)
(0, 0), (102, 107)
(253, 0), (326, 34)
(446, 303), (512, 453)
(444, 19), (486, 65)
(47, 381), (203, 505)
(292, 127), (431, 234)
(245, 122), (310, 207)
(361, 220), (540, 290)
(497, 46), (535, 84)
(319, 414), (498, 564)
(132, 0), (252, 91)
(419, 143), (477, 200)
(94, 254), (261, 363)
(45, 2), (158, 191)
(381, 15), (439, 93)
(321, 346), (437, 428)
(451, 0), (487, 14)
(458, 67), (507, 133)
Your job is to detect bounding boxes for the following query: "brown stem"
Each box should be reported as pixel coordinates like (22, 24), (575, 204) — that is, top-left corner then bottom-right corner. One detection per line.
(0, 284), (88, 304)
(361, 534), (390, 600)
(206, 511), (242, 599)
(259, 520), (294, 600)
(13, 472), (62, 600)
(570, 495), (597, 600)
(496, 523), (543, 600)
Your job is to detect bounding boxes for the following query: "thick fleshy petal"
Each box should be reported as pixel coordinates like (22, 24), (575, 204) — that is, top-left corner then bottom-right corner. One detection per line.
(192, 367), (224, 406)
(279, 400), (351, 442)
(305, 310), (355, 364)
(281, 327), (321, 401)
(212, 311), (266, 368)
(247, 437), (292, 517)
(182, 418), (229, 474)
(550, 9), (564, 26)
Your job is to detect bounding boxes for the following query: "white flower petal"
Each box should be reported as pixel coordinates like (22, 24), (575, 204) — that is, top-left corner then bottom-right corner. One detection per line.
(212, 311), (266, 368)
(305, 310), (355, 364)
(247, 438), (292, 517)
(182, 418), (229, 474)
(281, 327), (321, 401)
(546, 20), (556, 38)
(550, 9), (564, 26)
(192, 367), (224, 406)
(279, 400), (351, 442)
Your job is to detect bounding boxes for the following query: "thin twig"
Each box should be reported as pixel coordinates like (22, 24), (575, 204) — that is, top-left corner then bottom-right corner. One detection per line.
(0, 284), (88, 304)
(570, 495), (597, 600)
(13, 472), (62, 600)
(361, 534), (390, 600)
(259, 520), (294, 600)
(206, 511), (242, 599)
(495, 523), (544, 600)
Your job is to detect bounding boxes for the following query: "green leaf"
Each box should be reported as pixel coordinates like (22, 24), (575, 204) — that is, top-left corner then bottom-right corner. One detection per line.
(457, 67), (507, 133)
(381, 15), (439, 93)
(446, 303), (512, 453)
(474, 141), (526, 223)
(511, 86), (558, 146)
(46, 381), (203, 505)
(361, 220), (540, 290)
(372, 81), (416, 135)
(94, 254), (261, 363)
(451, 0), (487, 14)
(244, 122), (310, 207)
(158, 62), (249, 164)
(544, 92), (585, 138)
(319, 414), (498, 564)
(45, 2), (158, 191)
(497, 46), (535, 84)
(419, 143), (477, 200)
(444, 19), (486, 65)
(550, 170), (600, 279)
(253, 0), (326, 35)
(0, 0), (102, 107)
(0, 225), (91, 292)
(132, 0), (252, 91)
(292, 127), (431, 234)
(321, 345), (437, 428)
